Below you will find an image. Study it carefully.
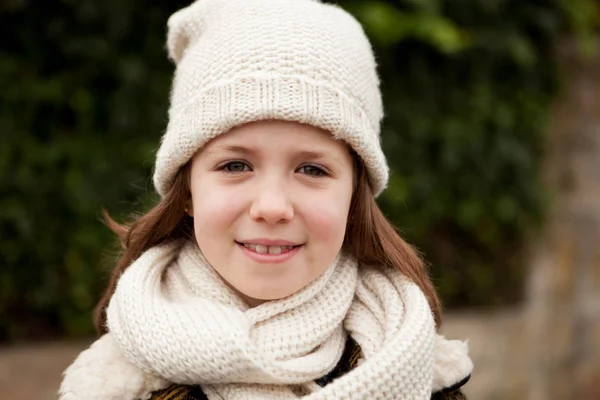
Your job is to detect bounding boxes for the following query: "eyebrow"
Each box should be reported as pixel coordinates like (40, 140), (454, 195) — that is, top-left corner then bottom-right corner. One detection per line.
(205, 145), (337, 162)
(209, 145), (257, 155)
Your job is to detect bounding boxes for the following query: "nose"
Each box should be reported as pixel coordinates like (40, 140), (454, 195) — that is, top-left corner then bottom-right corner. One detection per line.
(249, 178), (294, 224)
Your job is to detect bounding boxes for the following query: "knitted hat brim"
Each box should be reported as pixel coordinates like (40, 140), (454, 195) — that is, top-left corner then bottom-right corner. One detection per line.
(153, 73), (388, 197)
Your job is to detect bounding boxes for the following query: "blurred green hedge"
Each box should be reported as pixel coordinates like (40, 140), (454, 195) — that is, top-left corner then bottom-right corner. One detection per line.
(1, 0), (597, 341)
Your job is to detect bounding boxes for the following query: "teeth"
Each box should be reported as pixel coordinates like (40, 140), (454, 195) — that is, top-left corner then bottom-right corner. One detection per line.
(242, 243), (294, 255)
(268, 246), (282, 255)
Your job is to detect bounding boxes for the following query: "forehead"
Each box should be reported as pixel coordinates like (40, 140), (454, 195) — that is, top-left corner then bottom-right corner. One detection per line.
(202, 120), (351, 156)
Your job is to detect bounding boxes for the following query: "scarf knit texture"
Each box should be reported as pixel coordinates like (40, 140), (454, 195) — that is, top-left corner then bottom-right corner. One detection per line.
(59, 241), (473, 400)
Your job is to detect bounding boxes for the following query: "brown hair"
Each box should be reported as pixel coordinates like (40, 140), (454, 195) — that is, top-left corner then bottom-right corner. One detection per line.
(94, 156), (442, 334)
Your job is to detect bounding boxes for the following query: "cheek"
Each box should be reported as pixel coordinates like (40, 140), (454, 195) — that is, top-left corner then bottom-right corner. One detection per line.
(313, 208), (345, 235)
(303, 191), (351, 247)
(191, 182), (243, 240)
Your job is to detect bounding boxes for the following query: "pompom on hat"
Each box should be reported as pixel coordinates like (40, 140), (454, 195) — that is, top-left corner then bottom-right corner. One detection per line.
(153, 0), (389, 197)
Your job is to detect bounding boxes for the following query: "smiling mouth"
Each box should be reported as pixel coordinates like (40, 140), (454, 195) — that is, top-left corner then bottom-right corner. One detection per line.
(235, 241), (302, 255)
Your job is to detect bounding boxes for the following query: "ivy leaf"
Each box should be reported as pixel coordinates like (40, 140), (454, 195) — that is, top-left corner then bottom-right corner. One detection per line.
(347, 1), (468, 52)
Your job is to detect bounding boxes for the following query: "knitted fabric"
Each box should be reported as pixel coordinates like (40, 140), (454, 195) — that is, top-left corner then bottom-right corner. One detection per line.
(146, 339), (470, 400)
(153, 0), (389, 197)
(58, 240), (472, 400)
(108, 240), (436, 399)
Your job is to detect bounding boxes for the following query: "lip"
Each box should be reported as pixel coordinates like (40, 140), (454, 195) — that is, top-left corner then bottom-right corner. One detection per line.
(236, 238), (299, 246)
(236, 242), (302, 264)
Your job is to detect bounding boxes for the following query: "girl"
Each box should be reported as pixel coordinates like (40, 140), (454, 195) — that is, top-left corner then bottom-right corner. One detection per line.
(60, 0), (473, 399)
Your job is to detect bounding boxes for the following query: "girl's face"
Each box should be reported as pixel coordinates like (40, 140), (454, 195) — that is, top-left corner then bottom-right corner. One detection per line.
(188, 120), (354, 306)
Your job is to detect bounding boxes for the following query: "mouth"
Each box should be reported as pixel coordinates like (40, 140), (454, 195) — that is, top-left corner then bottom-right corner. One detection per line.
(235, 241), (302, 255)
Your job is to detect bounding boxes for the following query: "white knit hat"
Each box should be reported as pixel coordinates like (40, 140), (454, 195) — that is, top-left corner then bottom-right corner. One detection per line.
(153, 0), (389, 197)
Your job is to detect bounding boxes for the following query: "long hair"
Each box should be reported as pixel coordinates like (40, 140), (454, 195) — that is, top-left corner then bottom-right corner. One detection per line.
(94, 155), (442, 333)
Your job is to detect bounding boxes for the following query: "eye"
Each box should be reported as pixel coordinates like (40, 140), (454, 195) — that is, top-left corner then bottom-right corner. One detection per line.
(219, 161), (251, 173)
(298, 164), (328, 177)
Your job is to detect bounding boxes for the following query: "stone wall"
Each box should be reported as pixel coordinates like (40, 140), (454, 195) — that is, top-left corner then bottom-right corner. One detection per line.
(524, 38), (600, 400)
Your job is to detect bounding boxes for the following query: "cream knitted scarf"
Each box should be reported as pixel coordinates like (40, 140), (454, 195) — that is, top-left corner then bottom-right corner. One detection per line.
(60, 241), (472, 400)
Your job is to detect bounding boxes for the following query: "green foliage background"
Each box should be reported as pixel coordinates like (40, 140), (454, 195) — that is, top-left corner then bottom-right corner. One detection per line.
(1, 0), (597, 341)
